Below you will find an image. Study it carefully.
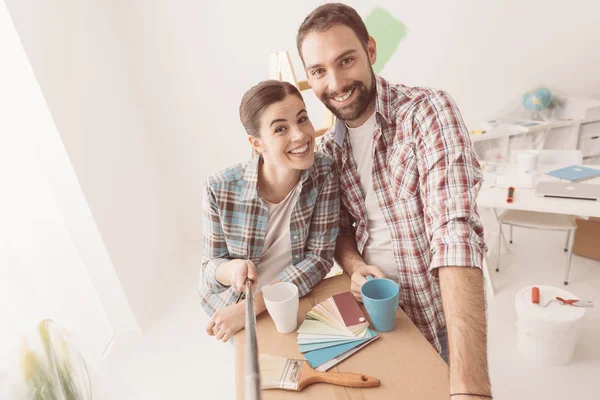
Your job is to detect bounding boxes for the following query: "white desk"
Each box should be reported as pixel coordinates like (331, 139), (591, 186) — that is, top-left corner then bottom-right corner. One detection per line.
(477, 164), (600, 296)
(477, 164), (600, 218)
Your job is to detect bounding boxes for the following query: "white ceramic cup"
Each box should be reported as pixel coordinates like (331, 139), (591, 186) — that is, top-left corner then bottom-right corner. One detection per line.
(263, 282), (299, 334)
(517, 152), (539, 173)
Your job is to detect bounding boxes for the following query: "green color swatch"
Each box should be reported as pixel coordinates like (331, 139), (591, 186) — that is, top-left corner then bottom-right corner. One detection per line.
(364, 7), (407, 74)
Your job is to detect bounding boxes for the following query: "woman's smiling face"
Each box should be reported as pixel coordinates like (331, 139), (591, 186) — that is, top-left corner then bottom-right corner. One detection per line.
(250, 94), (316, 171)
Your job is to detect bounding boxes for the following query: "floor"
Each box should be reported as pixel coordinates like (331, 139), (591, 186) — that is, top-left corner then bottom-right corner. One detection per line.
(101, 218), (600, 400)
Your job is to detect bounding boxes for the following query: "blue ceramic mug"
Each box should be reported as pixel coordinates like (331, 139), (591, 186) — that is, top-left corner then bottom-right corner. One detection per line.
(361, 276), (399, 332)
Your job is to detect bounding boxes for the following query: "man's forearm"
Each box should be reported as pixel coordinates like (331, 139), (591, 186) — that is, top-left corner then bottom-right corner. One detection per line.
(334, 234), (366, 276)
(438, 266), (492, 398)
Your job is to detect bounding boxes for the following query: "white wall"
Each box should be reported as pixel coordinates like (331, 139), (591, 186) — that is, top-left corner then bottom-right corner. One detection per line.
(109, 0), (326, 241)
(0, 129), (115, 359)
(376, 0), (600, 125)
(6, 1), (182, 329)
(0, 1), (117, 360)
(107, 0), (600, 242)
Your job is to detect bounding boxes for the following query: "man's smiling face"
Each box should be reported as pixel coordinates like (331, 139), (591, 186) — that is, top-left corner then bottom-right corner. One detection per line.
(301, 24), (377, 127)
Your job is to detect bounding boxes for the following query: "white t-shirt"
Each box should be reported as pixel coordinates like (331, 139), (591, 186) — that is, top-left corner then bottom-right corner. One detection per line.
(347, 112), (397, 281)
(255, 184), (300, 292)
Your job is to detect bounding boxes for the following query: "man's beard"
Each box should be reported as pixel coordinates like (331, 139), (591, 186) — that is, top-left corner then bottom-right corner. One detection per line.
(321, 71), (376, 123)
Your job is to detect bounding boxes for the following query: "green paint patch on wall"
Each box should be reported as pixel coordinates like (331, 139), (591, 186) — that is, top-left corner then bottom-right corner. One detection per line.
(364, 7), (407, 75)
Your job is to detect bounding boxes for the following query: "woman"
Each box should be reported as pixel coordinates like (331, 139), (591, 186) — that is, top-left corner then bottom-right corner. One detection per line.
(200, 80), (340, 342)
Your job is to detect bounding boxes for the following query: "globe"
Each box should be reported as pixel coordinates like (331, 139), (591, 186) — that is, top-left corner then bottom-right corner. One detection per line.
(523, 86), (552, 111)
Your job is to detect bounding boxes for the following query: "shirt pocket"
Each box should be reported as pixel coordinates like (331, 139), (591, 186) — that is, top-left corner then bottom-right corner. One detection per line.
(387, 142), (419, 200)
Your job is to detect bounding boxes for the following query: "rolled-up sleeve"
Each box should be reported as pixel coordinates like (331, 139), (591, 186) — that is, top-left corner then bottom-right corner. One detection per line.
(278, 166), (340, 297)
(201, 181), (231, 294)
(413, 91), (487, 273)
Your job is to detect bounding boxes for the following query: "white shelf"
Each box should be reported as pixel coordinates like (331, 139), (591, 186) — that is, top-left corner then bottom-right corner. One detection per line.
(470, 119), (578, 143)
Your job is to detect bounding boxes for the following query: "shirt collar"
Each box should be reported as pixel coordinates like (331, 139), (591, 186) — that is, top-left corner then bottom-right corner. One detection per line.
(334, 75), (393, 148)
(239, 154), (311, 201)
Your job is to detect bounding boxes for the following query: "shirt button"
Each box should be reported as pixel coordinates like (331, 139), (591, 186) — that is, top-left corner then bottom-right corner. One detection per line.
(295, 255), (299, 259)
(293, 235), (298, 240)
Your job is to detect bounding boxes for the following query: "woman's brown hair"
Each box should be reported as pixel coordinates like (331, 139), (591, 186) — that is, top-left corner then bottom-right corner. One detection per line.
(296, 3), (370, 63)
(239, 80), (304, 137)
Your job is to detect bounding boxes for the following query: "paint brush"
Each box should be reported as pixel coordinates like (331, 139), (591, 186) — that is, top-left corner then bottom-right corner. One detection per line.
(259, 354), (380, 391)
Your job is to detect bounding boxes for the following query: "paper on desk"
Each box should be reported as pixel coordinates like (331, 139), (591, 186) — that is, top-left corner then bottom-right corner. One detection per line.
(311, 297), (369, 335)
(298, 333), (360, 342)
(297, 328), (369, 342)
(315, 336), (381, 372)
(323, 298), (346, 325)
(495, 172), (535, 189)
(303, 330), (378, 369)
(298, 319), (355, 337)
(311, 304), (338, 322)
(306, 312), (349, 334)
(299, 338), (366, 353)
(307, 305), (350, 332)
(304, 331), (379, 372)
(330, 293), (370, 334)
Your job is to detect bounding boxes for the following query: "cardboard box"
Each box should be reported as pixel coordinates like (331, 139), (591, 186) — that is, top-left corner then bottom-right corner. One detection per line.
(574, 217), (600, 261)
(234, 274), (449, 400)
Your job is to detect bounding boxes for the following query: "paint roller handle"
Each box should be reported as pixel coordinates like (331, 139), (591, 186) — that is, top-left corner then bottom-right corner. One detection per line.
(556, 297), (595, 307)
(506, 186), (515, 204)
(531, 287), (540, 304)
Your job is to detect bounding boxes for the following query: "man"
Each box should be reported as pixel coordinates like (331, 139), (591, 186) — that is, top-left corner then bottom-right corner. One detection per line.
(297, 3), (492, 399)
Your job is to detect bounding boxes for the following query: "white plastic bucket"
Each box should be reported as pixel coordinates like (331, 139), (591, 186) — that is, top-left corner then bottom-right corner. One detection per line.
(515, 285), (586, 365)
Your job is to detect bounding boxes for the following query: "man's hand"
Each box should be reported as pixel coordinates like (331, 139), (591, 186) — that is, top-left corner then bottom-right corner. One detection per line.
(230, 259), (257, 292)
(350, 265), (386, 302)
(205, 302), (246, 343)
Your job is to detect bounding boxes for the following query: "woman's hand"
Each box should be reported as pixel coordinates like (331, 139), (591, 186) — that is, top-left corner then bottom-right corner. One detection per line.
(230, 259), (257, 292)
(205, 302), (246, 343)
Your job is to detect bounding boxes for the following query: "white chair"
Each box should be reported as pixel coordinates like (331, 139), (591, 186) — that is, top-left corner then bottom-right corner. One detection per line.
(496, 149), (583, 285)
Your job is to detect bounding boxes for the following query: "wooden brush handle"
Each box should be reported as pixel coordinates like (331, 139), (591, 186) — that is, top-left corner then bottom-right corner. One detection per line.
(300, 367), (380, 390)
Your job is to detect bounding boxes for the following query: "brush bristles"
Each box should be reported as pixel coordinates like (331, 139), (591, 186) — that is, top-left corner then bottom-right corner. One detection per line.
(259, 354), (302, 391)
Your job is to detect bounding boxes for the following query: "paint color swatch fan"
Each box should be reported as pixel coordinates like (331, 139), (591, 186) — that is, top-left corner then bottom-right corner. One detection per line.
(297, 291), (379, 372)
